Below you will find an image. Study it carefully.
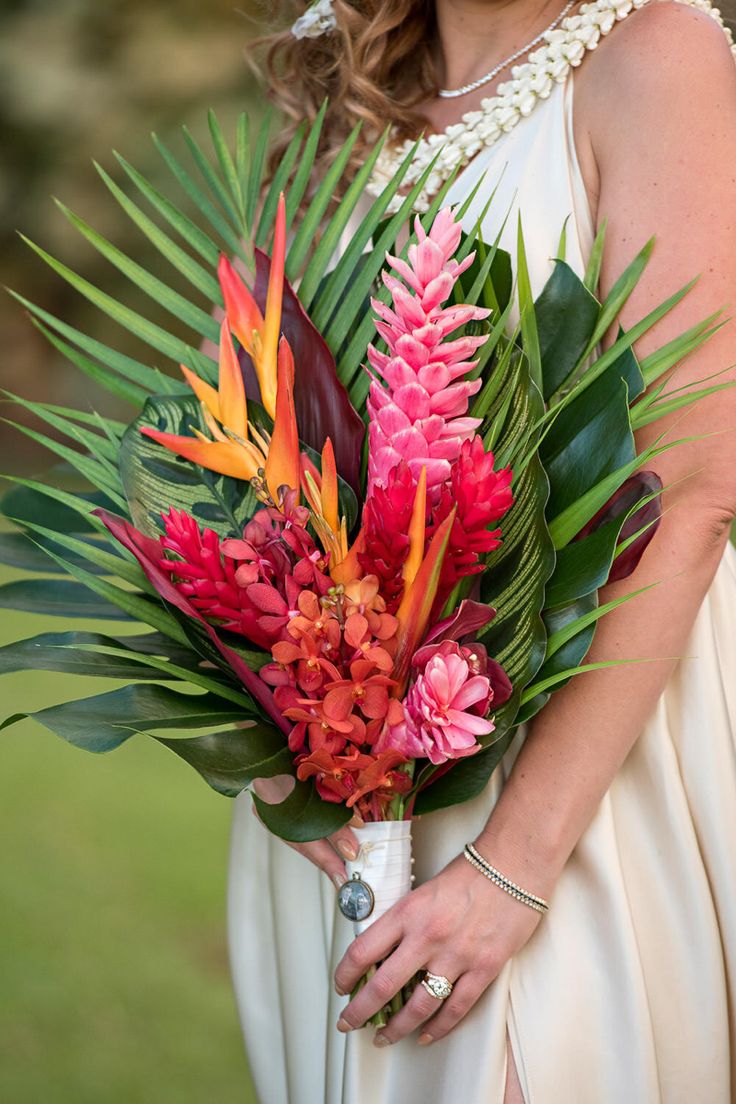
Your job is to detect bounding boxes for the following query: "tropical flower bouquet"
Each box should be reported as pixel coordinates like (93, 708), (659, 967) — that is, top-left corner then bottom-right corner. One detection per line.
(0, 111), (723, 1025)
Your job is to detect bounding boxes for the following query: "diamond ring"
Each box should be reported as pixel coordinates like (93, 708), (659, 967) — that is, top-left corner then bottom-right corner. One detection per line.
(420, 971), (454, 1000)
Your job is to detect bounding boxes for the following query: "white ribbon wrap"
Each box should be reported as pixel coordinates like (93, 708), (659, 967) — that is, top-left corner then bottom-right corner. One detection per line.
(344, 820), (413, 936)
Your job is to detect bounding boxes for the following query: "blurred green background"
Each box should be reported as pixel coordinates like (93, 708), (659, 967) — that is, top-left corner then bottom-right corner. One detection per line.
(2, 1), (736, 1101)
(1, 1), (269, 1100)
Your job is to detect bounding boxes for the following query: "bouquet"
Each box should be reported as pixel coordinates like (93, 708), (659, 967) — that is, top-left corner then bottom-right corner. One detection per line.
(1, 111), (724, 1025)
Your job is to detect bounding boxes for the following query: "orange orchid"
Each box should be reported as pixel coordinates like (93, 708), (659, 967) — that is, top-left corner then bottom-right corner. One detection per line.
(141, 321), (301, 504)
(218, 192), (286, 420)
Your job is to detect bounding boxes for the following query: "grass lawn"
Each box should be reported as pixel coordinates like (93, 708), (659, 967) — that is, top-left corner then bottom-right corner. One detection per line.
(0, 567), (257, 1103)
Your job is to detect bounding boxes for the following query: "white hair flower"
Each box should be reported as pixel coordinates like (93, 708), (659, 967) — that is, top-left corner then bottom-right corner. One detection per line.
(291, 0), (338, 39)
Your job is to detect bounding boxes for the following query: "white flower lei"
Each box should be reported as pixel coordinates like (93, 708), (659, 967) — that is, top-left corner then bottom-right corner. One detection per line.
(291, 0), (338, 39)
(365, 0), (736, 214)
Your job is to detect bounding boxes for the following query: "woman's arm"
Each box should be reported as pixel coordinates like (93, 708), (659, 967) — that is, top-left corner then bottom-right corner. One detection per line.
(480, 0), (736, 895)
(333, 5), (736, 1044)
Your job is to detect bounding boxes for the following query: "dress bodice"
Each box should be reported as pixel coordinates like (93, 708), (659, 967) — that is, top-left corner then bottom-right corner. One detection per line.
(445, 72), (595, 299)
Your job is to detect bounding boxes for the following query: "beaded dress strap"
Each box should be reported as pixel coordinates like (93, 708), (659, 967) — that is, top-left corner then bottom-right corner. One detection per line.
(366, 0), (736, 214)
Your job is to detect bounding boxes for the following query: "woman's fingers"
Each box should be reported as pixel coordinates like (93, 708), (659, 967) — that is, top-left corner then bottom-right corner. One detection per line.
(371, 964), (464, 1045)
(336, 942), (424, 1030)
(293, 838), (347, 888)
(328, 824), (361, 862)
(333, 906), (406, 995)
(250, 787), (360, 881)
(414, 971), (491, 1045)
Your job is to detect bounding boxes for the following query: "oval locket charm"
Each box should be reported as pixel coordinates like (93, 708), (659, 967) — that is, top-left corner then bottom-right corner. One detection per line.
(337, 871), (375, 922)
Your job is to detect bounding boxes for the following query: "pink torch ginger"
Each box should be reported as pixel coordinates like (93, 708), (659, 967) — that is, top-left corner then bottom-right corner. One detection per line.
(366, 208), (491, 501)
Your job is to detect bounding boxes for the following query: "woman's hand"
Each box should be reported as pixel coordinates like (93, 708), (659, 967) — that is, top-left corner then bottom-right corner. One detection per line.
(252, 776), (362, 889)
(332, 848), (550, 1047)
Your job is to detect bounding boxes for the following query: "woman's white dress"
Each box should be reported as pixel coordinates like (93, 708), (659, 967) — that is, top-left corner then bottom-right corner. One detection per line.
(227, 23), (736, 1104)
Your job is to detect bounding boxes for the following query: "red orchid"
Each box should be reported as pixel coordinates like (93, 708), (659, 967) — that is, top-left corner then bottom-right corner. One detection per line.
(344, 612), (395, 672)
(295, 746), (411, 810)
(271, 635), (340, 695)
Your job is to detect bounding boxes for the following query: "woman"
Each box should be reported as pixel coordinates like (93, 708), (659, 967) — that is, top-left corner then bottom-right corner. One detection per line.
(228, 1), (736, 1101)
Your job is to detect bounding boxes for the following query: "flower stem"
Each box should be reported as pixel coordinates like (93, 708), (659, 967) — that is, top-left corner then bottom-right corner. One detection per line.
(388, 761), (416, 820)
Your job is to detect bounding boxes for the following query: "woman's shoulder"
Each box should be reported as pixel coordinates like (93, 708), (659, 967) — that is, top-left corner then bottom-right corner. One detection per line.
(601, 0), (734, 51)
(577, 1), (735, 102)
(574, 1), (736, 165)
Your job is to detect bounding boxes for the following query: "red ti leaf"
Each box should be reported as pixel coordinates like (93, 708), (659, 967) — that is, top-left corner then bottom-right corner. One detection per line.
(576, 471), (663, 584)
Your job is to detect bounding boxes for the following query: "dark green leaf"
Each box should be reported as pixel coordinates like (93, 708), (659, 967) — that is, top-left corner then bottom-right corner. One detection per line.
(2, 684), (246, 753)
(542, 364), (634, 522)
(544, 516), (626, 608)
(536, 261), (600, 401)
(158, 724), (292, 798)
(253, 779), (352, 843)
(414, 723), (516, 815)
(0, 630), (208, 679)
(0, 478), (112, 535)
(0, 531), (107, 574)
(0, 578), (133, 619)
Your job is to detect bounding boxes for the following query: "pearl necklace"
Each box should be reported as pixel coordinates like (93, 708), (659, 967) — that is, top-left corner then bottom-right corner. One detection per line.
(367, 0), (736, 215)
(439, 0), (576, 98)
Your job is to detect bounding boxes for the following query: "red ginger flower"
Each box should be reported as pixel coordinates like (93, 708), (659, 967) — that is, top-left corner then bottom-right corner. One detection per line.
(431, 437), (514, 607)
(158, 499), (333, 654)
(158, 508), (278, 651)
(358, 463), (415, 613)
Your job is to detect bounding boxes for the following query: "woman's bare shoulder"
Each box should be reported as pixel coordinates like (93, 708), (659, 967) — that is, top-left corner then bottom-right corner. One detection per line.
(573, 1), (736, 219)
(576, 1), (736, 128)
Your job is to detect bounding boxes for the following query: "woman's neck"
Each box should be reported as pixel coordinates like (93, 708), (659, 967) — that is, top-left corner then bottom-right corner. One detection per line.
(434, 0), (576, 90)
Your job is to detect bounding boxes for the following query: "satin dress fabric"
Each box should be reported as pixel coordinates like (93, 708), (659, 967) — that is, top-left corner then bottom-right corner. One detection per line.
(227, 66), (736, 1104)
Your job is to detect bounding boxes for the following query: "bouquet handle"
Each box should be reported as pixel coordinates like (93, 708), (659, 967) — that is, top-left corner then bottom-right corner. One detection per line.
(343, 820), (413, 936)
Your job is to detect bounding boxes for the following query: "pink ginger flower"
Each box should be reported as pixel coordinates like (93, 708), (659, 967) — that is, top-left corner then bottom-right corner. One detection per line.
(377, 648), (495, 765)
(366, 208), (491, 501)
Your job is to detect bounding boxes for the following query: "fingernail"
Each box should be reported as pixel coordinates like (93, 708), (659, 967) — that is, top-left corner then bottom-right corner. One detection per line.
(338, 840), (357, 860)
(418, 1033), (433, 1046)
(336, 1018), (352, 1033)
(332, 873), (345, 891)
(373, 1033), (391, 1047)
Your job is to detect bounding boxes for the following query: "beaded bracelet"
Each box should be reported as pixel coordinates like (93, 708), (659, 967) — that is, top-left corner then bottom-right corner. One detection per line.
(463, 843), (549, 915)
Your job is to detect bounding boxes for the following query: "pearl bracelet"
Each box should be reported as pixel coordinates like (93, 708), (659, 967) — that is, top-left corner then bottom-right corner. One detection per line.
(463, 843), (549, 915)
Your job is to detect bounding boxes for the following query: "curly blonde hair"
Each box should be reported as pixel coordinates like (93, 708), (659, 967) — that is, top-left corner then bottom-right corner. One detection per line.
(258, 2), (439, 182)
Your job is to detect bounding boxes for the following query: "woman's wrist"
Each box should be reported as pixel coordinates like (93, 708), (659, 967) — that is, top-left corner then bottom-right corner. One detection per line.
(473, 775), (571, 902)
